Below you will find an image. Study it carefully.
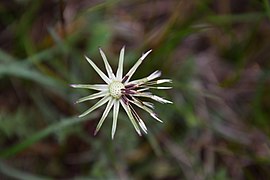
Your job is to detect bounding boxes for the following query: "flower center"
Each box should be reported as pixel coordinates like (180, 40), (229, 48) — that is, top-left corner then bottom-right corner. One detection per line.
(109, 81), (125, 99)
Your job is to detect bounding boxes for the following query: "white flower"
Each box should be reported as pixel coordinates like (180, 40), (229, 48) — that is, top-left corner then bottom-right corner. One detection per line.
(71, 47), (172, 139)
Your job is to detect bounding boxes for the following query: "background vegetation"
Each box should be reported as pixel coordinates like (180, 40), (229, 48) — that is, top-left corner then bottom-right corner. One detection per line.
(1, 0), (270, 179)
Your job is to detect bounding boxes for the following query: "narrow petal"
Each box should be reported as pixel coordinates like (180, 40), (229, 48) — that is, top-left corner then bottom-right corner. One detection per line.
(99, 48), (116, 79)
(70, 84), (108, 91)
(116, 46), (125, 80)
(111, 100), (120, 139)
(156, 79), (172, 84)
(125, 49), (152, 83)
(128, 78), (147, 85)
(156, 86), (172, 89)
(76, 91), (108, 104)
(79, 96), (110, 118)
(137, 88), (149, 92)
(142, 86), (172, 90)
(120, 100), (141, 136)
(130, 98), (163, 123)
(151, 95), (173, 104)
(142, 101), (154, 109)
(150, 113), (163, 123)
(140, 79), (172, 86)
(85, 56), (111, 84)
(134, 93), (173, 104)
(138, 119), (148, 134)
(127, 70), (160, 85)
(130, 104), (148, 134)
(147, 70), (161, 81)
(94, 98), (114, 136)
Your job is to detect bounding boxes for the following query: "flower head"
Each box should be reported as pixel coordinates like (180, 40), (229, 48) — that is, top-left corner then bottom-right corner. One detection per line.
(71, 47), (172, 139)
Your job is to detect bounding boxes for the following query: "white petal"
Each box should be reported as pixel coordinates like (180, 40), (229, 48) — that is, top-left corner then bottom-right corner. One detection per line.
(111, 100), (120, 139)
(129, 98), (163, 123)
(151, 95), (173, 104)
(94, 98), (114, 135)
(127, 70), (160, 85)
(99, 48), (116, 79)
(116, 46), (125, 80)
(120, 100), (141, 136)
(134, 78), (172, 86)
(138, 119), (148, 134)
(128, 77), (147, 85)
(147, 70), (161, 81)
(124, 49), (152, 83)
(143, 101), (154, 109)
(156, 79), (172, 84)
(150, 113), (163, 123)
(70, 84), (108, 91)
(134, 93), (173, 104)
(145, 86), (172, 90)
(85, 56), (111, 84)
(79, 96), (110, 118)
(76, 91), (108, 103)
(137, 88), (149, 92)
(129, 104), (148, 134)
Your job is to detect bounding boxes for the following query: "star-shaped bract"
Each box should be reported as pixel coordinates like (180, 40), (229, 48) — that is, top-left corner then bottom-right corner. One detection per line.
(71, 47), (172, 139)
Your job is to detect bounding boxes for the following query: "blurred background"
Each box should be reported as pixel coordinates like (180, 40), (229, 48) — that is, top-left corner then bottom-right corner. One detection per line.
(0, 0), (270, 179)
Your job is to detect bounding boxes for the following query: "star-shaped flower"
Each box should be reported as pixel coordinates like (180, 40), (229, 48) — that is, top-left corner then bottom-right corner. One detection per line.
(71, 47), (172, 139)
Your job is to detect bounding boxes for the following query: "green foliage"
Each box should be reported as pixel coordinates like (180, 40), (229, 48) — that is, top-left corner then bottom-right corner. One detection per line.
(0, 0), (269, 179)
(0, 108), (35, 138)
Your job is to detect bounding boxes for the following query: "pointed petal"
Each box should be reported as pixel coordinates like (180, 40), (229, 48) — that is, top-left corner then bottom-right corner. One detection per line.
(120, 100), (141, 136)
(127, 71), (162, 85)
(70, 84), (108, 91)
(132, 78), (172, 87)
(142, 101), (154, 109)
(151, 95), (173, 104)
(79, 96), (110, 118)
(111, 100), (120, 139)
(150, 112), (163, 122)
(138, 119), (148, 134)
(130, 104), (148, 134)
(94, 98), (114, 136)
(128, 78), (147, 85)
(76, 91), (108, 103)
(143, 86), (172, 90)
(116, 46), (125, 80)
(146, 79), (172, 86)
(147, 70), (161, 81)
(134, 93), (173, 104)
(137, 88), (150, 92)
(156, 79), (172, 84)
(85, 56), (111, 84)
(129, 98), (163, 123)
(99, 48), (116, 79)
(125, 49), (152, 82)
(127, 75), (172, 85)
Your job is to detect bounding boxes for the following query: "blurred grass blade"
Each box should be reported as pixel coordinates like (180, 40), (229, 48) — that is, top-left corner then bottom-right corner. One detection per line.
(207, 13), (265, 24)
(0, 116), (91, 158)
(0, 63), (64, 92)
(146, 131), (162, 156)
(0, 161), (51, 180)
(0, 49), (16, 63)
(23, 46), (58, 65)
(263, 0), (270, 18)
